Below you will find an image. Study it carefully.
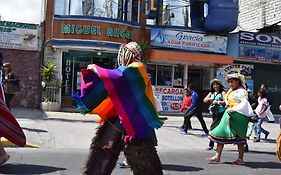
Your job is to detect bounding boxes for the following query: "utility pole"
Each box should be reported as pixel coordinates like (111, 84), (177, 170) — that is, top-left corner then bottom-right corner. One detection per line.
(140, 0), (146, 37)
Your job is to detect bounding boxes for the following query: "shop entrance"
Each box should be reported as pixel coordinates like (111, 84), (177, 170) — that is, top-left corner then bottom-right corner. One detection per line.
(61, 50), (117, 108)
(188, 68), (203, 91)
(188, 66), (211, 112)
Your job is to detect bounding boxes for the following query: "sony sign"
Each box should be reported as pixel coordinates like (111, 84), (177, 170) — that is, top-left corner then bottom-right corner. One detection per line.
(240, 32), (281, 46)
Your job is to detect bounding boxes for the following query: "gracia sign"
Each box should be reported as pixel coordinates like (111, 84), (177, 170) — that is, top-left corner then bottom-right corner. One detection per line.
(61, 24), (132, 40)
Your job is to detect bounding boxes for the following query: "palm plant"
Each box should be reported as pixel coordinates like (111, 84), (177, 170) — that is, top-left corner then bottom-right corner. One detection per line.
(138, 38), (151, 62)
(40, 61), (57, 83)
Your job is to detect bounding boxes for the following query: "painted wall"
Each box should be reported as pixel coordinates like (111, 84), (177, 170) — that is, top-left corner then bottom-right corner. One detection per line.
(239, 0), (281, 31)
(0, 49), (41, 108)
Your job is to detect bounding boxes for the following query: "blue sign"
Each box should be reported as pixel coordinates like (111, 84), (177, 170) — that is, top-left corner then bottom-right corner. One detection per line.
(239, 31), (281, 63)
(146, 0), (158, 19)
(217, 64), (254, 91)
(151, 28), (227, 54)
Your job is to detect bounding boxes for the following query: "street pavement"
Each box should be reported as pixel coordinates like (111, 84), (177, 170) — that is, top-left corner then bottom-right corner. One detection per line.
(0, 108), (280, 175)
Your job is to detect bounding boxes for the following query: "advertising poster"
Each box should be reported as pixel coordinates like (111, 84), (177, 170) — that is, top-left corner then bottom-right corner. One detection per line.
(216, 64), (254, 91)
(0, 21), (38, 51)
(239, 31), (281, 63)
(151, 28), (227, 54)
(153, 86), (184, 113)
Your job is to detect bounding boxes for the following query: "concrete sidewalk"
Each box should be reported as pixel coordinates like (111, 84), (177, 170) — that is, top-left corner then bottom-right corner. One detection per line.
(7, 107), (281, 153)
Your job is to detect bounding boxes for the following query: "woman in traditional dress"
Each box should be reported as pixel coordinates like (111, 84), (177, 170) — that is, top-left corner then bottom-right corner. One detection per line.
(206, 73), (254, 165)
(203, 78), (226, 150)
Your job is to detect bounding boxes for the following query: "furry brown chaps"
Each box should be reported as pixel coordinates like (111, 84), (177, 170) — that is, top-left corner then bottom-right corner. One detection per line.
(124, 138), (163, 175)
(83, 117), (124, 175)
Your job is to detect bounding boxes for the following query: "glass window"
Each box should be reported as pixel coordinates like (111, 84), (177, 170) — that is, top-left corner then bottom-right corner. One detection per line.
(173, 64), (184, 87)
(147, 64), (156, 85)
(161, 0), (190, 27)
(54, 0), (139, 22)
(157, 65), (173, 86)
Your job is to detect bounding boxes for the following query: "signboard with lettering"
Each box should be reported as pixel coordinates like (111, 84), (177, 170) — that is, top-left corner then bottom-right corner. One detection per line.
(61, 24), (132, 40)
(146, 0), (159, 19)
(153, 86), (184, 113)
(216, 64), (254, 91)
(239, 31), (281, 63)
(151, 28), (227, 54)
(0, 21), (39, 51)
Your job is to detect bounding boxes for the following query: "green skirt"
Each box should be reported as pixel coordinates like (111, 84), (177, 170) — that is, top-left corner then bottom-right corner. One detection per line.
(209, 111), (249, 144)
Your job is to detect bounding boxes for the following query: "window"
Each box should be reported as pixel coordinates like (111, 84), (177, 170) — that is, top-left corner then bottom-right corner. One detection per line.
(147, 64), (156, 85)
(157, 65), (172, 86)
(54, 0), (140, 22)
(174, 64), (184, 87)
(160, 0), (190, 27)
(147, 64), (185, 87)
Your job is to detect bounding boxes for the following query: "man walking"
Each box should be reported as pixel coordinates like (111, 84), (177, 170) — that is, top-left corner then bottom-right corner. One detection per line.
(180, 83), (208, 135)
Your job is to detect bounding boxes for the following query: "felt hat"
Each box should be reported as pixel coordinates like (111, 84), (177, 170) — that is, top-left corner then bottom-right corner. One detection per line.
(225, 73), (246, 89)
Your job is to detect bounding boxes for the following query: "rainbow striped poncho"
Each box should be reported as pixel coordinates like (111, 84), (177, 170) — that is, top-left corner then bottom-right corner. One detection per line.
(73, 62), (166, 141)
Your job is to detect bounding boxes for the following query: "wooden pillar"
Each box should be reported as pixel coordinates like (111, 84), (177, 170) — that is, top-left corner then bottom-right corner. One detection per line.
(139, 0), (146, 37)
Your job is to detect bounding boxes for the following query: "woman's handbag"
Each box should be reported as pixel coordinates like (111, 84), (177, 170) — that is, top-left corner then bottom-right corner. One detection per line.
(209, 104), (219, 115)
(249, 112), (259, 123)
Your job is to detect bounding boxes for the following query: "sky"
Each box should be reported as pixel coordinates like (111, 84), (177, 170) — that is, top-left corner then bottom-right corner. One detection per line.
(0, 0), (42, 24)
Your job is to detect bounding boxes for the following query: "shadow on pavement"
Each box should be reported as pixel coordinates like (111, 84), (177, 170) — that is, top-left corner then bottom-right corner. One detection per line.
(245, 161), (281, 169)
(42, 117), (96, 123)
(21, 127), (48, 133)
(12, 108), (47, 119)
(247, 150), (277, 156)
(162, 164), (203, 172)
(0, 164), (66, 174)
(263, 139), (277, 144)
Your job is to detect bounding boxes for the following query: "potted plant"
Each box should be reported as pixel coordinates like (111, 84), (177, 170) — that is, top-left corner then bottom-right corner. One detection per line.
(40, 61), (61, 111)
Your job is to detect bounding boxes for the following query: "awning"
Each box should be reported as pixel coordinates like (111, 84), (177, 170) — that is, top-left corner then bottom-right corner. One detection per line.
(148, 49), (233, 64)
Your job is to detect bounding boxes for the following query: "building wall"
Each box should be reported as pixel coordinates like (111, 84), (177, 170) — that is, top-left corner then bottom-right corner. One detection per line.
(0, 49), (41, 108)
(239, 0), (281, 31)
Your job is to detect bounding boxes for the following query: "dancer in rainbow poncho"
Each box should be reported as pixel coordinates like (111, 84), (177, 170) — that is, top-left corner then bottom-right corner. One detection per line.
(73, 42), (165, 175)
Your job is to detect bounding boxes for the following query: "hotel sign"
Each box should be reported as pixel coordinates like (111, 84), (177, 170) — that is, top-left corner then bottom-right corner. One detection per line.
(61, 24), (132, 40)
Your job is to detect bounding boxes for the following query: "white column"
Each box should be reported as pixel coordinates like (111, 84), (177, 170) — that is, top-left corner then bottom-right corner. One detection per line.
(184, 64), (188, 88)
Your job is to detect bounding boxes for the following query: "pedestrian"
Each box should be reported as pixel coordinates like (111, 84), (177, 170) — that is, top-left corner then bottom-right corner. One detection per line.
(260, 84), (274, 123)
(179, 88), (192, 131)
(73, 42), (165, 175)
(2, 62), (20, 110)
(180, 83), (208, 136)
(207, 73), (254, 165)
(0, 52), (26, 166)
(203, 78), (226, 150)
(253, 89), (270, 142)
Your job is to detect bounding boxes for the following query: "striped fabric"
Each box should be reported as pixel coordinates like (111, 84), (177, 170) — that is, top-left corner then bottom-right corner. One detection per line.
(0, 85), (26, 147)
(73, 62), (166, 141)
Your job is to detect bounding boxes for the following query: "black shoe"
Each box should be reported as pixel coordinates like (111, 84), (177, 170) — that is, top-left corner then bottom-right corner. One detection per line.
(265, 132), (270, 140)
(267, 121), (274, 123)
(253, 140), (260, 142)
(188, 126), (193, 130)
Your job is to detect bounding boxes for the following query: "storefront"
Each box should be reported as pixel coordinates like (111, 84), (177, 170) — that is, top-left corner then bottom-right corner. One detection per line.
(227, 31), (281, 114)
(44, 0), (148, 110)
(148, 27), (233, 113)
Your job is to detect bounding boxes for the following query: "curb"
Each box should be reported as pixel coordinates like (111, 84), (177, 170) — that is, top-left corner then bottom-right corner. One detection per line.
(1, 138), (40, 148)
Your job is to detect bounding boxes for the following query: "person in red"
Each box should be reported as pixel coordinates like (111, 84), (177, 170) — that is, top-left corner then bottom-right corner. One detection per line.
(180, 88), (192, 130)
